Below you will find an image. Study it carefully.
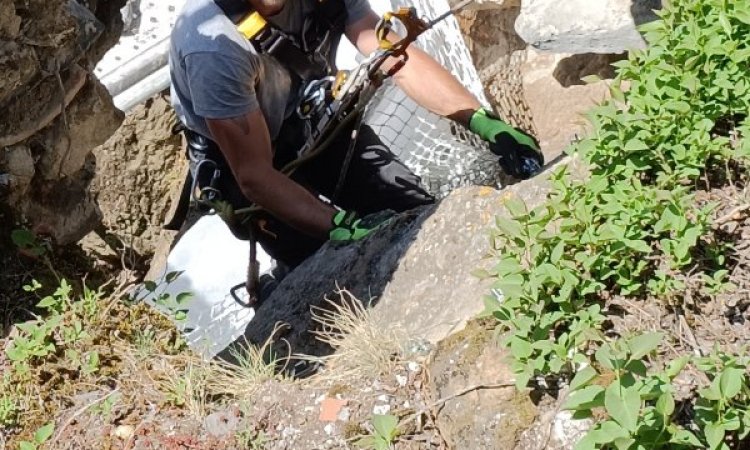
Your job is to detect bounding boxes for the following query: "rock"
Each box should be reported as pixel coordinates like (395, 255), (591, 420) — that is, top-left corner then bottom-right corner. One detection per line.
(90, 93), (186, 258)
(2, 145), (34, 199)
(522, 48), (612, 155)
(0, 44), (41, 110)
(0, 0), (126, 244)
(113, 425), (135, 440)
(38, 77), (123, 179)
(0, 0), (21, 39)
(427, 320), (537, 449)
(515, 0), (662, 54)
(226, 159), (571, 361)
(517, 406), (593, 449)
(204, 411), (240, 438)
(23, 162), (102, 244)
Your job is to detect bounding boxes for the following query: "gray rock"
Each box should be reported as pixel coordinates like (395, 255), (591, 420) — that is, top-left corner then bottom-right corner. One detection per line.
(515, 0), (662, 54)
(204, 410), (240, 438)
(223, 159), (574, 362)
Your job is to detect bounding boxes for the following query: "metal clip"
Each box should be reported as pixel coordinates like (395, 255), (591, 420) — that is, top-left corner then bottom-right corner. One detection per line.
(190, 159), (222, 206)
(297, 76), (335, 120)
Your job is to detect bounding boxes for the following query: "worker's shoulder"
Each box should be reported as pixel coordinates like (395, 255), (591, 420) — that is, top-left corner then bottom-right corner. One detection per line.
(171, 0), (254, 59)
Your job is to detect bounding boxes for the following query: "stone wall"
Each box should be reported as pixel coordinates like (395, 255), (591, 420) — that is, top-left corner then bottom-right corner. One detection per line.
(0, 0), (126, 244)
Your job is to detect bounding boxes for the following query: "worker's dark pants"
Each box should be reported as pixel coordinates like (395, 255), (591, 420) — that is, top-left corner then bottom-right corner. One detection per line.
(196, 117), (435, 269)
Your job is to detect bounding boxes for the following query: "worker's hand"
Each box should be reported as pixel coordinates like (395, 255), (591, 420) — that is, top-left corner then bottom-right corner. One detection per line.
(329, 210), (395, 242)
(469, 108), (544, 180)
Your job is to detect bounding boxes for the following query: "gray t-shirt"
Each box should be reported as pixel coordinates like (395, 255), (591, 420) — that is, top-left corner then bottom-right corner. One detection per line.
(169, 0), (370, 140)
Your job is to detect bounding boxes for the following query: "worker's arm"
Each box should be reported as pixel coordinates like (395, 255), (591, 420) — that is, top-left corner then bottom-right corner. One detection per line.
(345, 10), (481, 127)
(206, 110), (336, 239)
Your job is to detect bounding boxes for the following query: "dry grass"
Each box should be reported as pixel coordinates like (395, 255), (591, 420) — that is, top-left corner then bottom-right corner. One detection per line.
(304, 289), (406, 381)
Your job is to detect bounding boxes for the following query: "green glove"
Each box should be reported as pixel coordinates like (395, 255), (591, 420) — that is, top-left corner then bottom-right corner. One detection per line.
(329, 210), (395, 242)
(469, 108), (544, 179)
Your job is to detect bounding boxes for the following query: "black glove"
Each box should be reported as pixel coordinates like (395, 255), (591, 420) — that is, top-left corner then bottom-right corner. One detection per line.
(469, 108), (544, 180)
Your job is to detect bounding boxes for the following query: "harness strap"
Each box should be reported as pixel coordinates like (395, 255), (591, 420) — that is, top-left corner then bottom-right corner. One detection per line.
(216, 0), (348, 82)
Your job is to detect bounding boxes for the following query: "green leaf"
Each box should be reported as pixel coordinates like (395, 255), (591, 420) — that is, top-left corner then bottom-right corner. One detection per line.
(165, 271), (183, 284)
(495, 217), (523, 238)
(655, 392), (675, 418)
(495, 274), (525, 299)
(719, 367), (744, 398)
(510, 337), (533, 359)
(666, 356), (689, 379)
(624, 139), (649, 152)
(176, 292), (193, 305)
(19, 442), (36, 450)
(604, 383), (640, 433)
(34, 422), (54, 444)
(143, 280), (158, 292)
(670, 428), (702, 446)
(36, 297), (58, 309)
(563, 385), (605, 411)
(372, 414), (398, 440)
(569, 366), (598, 392)
(704, 422), (725, 450)
(624, 239), (651, 253)
(628, 332), (663, 360)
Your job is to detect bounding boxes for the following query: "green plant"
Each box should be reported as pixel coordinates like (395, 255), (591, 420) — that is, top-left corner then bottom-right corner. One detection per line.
(18, 422), (54, 450)
(133, 271), (192, 323)
(357, 414), (399, 450)
(693, 352), (750, 449)
(92, 392), (120, 423)
(563, 333), (703, 449)
(484, 0), (747, 390)
(11, 229), (49, 258)
(0, 394), (18, 427)
(165, 376), (189, 407)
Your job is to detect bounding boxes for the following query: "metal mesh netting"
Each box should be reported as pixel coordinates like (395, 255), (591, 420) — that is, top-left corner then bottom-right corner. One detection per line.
(363, 0), (506, 198)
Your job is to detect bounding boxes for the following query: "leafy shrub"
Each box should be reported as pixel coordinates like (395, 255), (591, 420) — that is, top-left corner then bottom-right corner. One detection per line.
(484, 0), (750, 386)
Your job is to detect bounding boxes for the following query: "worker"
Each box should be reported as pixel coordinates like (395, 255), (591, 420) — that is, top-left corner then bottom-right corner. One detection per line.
(169, 0), (544, 271)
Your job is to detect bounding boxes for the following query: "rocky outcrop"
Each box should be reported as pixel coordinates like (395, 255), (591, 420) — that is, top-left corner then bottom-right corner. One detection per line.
(226, 160), (572, 360)
(515, 0), (662, 53)
(0, 0), (126, 244)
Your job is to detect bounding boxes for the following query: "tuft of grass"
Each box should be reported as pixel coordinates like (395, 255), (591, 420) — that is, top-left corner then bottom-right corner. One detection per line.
(306, 289), (405, 381)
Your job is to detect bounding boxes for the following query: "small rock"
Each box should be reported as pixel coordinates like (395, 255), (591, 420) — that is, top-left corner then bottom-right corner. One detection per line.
(204, 412), (240, 438)
(113, 425), (135, 441)
(395, 374), (408, 387)
(337, 407), (351, 422)
(324, 424), (334, 435)
(373, 404), (391, 415)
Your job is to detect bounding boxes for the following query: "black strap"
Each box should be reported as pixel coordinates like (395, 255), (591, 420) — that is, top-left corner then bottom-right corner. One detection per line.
(214, 0), (251, 21)
(215, 0), (347, 81)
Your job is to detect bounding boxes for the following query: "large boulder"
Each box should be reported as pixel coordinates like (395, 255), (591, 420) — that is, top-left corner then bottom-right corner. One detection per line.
(226, 161), (570, 361)
(515, 0), (662, 54)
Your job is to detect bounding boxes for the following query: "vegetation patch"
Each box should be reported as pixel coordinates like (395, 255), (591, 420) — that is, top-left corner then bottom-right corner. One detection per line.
(483, 1), (750, 448)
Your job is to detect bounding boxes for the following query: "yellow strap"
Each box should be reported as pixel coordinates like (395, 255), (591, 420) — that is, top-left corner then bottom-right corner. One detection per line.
(237, 12), (268, 40)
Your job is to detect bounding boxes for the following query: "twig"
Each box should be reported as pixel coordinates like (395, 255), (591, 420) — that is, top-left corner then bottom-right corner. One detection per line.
(677, 313), (704, 357)
(428, 382), (515, 411)
(404, 383), (515, 428)
(714, 204), (750, 227)
(53, 388), (119, 443)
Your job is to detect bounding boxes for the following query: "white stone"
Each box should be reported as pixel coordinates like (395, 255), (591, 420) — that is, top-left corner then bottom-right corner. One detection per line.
(515, 0), (662, 54)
